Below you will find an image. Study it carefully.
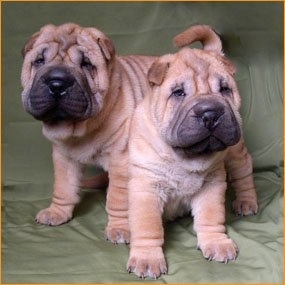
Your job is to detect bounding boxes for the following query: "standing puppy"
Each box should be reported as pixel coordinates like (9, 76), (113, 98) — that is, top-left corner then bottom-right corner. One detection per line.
(21, 23), (157, 243)
(127, 25), (258, 279)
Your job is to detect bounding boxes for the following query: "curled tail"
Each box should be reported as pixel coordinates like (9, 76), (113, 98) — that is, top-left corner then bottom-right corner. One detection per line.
(173, 25), (223, 54)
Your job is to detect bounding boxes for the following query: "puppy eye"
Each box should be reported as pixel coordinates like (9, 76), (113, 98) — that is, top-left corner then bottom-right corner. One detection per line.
(81, 56), (94, 71)
(172, 87), (186, 97)
(33, 54), (45, 67)
(219, 82), (232, 96)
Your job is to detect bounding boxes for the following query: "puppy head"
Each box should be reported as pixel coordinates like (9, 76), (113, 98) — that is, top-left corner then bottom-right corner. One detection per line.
(21, 23), (115, 124)
(147, 25), (241, 156)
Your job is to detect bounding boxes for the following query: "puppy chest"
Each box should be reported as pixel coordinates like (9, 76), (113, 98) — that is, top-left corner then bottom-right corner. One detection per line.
(156, 172), (205, 220)
(63, 142), (109, 170)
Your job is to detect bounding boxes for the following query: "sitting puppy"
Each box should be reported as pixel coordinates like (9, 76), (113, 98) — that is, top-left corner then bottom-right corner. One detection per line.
(127, 25), (258, 279)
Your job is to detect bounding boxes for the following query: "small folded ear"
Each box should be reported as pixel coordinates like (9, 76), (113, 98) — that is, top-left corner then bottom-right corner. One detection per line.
(147, 61), (169, 86)
(98, 38), (115, 61)
(21, 31), (40, 57)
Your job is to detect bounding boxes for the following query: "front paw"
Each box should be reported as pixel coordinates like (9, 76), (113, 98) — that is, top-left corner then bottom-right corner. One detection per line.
(35, 207), (72, 226)
(232, 199), (258, 216)
(127, 247), (167, 279)
(198, 234), (238, 263)
(105, 226), (130, 244)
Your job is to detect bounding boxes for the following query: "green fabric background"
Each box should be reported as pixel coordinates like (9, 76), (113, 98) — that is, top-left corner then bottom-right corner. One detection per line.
(2, 1), (283, 284)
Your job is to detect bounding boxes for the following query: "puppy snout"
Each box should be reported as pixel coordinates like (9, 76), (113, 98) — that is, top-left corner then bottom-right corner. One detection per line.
(44, 67), (75, 97)
(193, 101), (224, 130)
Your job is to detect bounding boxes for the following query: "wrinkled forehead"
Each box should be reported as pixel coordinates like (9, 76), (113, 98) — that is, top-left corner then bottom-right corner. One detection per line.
(173, 48), (230, 77)
(33, 24), (105, 52)
(34, 24), (76, 46)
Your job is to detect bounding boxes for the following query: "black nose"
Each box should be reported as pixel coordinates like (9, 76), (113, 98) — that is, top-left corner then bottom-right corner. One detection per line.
(48, 79), (68, 96)
(193, 101), (224, 130)
(44, 67), (75, 97)
(201, 110), (222, 130)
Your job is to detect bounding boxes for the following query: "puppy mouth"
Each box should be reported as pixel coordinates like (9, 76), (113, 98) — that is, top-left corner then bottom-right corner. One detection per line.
(172, 126), (241, 156)
(37, 107), (82, 124)
(28, 85), (91, 123)
(173, 135), (227, 155)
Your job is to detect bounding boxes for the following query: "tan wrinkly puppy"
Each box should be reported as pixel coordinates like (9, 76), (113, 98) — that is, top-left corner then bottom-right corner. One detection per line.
(127, 25), (258, 279)
(21, 23), (157, 243)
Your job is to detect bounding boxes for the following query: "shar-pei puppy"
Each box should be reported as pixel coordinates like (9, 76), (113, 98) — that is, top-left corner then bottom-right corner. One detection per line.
(127, 25), (258, 279)
(21, 23), (157, 243)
